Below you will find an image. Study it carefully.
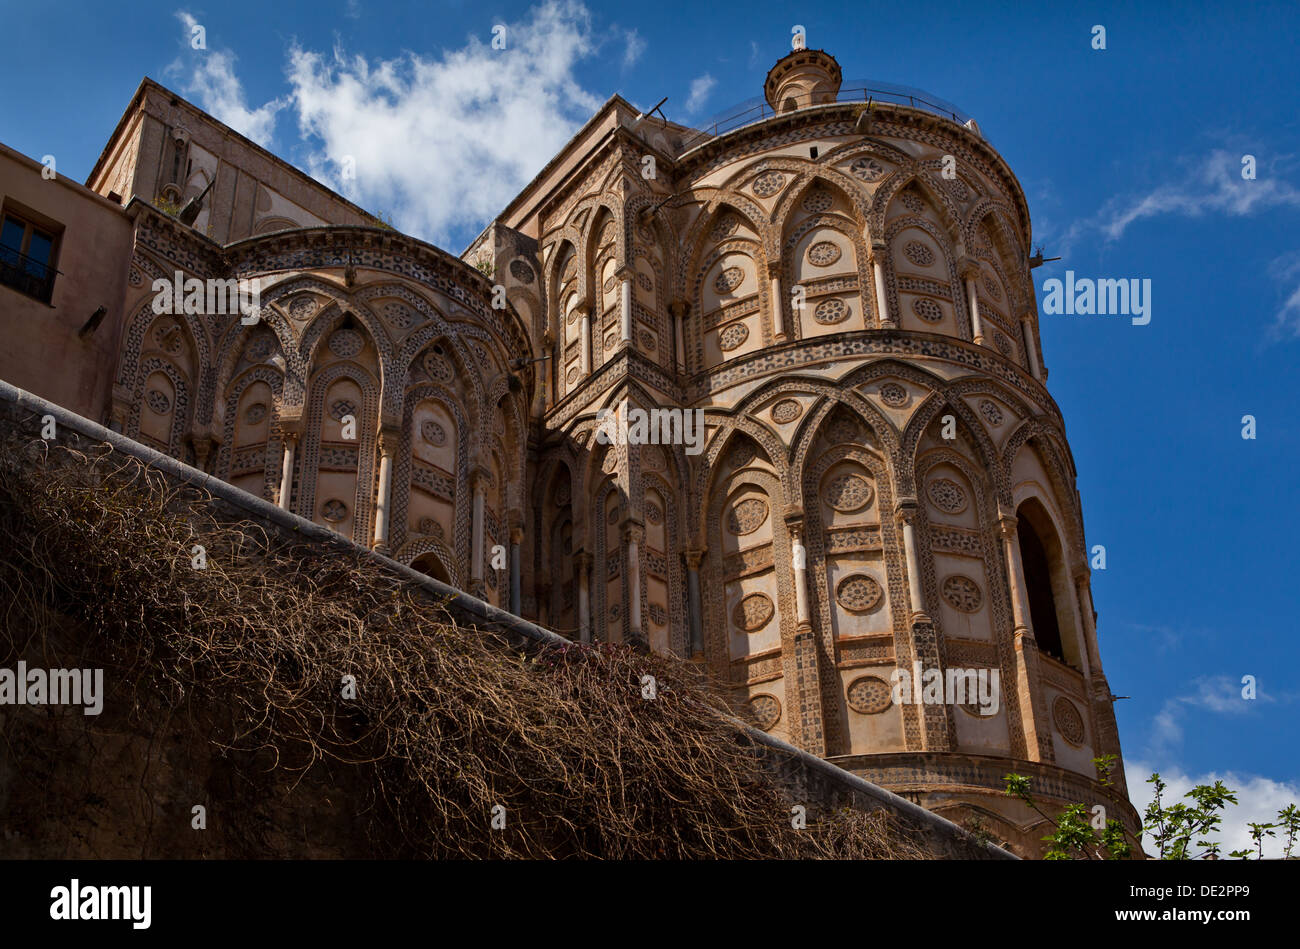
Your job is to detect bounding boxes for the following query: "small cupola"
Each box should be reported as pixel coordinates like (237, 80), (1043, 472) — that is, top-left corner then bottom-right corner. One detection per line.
(764, 48), (843, 114)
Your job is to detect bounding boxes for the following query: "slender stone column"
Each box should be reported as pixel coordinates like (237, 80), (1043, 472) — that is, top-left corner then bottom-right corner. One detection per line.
(670, 301), (688, 373)
(895, 501), (928, 619)
(576, 551), (592, 643)
(870, 241), (893, 327)
(277, 434), (297, 511)
(625, 522), (644, 644)
(769, 265), (786, 339)
(1000, 512), (1048, 761)
(1022, 315), (1042, 380)
(470, 467), (487, 585)
(963, 264), (985, 344)
(1074, 570), (1103, 674)
(790, 526), (811, 627)
(372, 435), (395, 555)
(509, 526), (523, 615)
(1000, 514), (1032, 636)
(579, 308), (592, 375)
(684, 549), (704, 657)
(620, 273), (634, 343)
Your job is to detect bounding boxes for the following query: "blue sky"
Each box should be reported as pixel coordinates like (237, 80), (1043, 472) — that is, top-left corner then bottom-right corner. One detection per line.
(4, 0), (1298, 852)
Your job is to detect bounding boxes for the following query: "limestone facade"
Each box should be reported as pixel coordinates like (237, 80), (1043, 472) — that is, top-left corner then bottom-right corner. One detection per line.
(0, 49), (1137, 855)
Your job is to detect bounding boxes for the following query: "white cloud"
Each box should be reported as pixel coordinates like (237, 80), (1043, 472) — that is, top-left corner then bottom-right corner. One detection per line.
(1148, 675), (1260, 756)
(1126, 759), (1299, 859)
(622, 28), (645, 68)
(685, 73), (716, 115)
(1268, 252), (1300, 338)
(171, 13), (285, 148)
(1059, 150), (1300, 252)
(282, 0), (603, 245)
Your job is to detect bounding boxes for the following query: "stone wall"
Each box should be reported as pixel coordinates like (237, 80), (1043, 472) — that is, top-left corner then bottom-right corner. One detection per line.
(0, 377), (1012, 859)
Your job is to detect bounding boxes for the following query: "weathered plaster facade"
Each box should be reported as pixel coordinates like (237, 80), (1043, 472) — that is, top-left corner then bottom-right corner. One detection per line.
(0, 49), (1137, 856)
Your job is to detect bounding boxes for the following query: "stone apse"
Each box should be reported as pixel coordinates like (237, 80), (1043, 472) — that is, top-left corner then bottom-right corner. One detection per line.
(93, 47), (1137, 853)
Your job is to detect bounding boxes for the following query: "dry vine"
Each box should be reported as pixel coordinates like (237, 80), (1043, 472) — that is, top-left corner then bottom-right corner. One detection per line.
(0, 435), (931, 859)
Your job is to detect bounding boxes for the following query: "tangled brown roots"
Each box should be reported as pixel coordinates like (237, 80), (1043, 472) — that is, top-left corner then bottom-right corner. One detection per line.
(0, 436), (930, 859)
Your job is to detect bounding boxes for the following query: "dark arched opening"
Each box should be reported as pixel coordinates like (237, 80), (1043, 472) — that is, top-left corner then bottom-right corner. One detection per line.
(1017, 513), (1064, 662)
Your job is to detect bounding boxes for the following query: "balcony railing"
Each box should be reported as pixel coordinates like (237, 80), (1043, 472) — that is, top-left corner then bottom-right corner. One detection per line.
(0, 246), (58, 304)
(677, 79), (982, 154)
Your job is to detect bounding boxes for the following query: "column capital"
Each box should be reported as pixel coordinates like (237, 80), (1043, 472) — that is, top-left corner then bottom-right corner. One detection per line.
(614, 264), (636, 282)
(668, 299), (690, 318)
(997, 513), (1019, 538)
(958, 257), (981, 281)
(684, 548), (706, 570)
(622, 520), (645, 545)
(377, 424), (401, 455)
(470, 464), (492, 490)
(869, 239), (888, 260)
(893, 497), (920, 523)
(765, 259), (783, 278)
(509, 526), (524, 545)
(575, 550), (593, 569)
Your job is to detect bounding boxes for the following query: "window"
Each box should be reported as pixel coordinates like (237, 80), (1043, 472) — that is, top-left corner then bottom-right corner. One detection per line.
(0, 211), (59, 303)
(1017, 515), (1063, 661)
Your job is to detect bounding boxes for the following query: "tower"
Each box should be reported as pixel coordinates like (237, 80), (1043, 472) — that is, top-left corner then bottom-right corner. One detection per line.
(491, 48), (1137, 854)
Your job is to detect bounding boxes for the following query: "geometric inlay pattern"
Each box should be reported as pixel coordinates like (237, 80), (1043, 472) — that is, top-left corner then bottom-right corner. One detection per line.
(752, 171), (786, 197)
(846, 675), (892, 714)
(420, 419), (447, 446)
(926, 477), (968, 514)
(808, 241), (842, 266)
(903, 240), (935, 267)
(825, 473), (873, 512)
(733, 592), (775, 631)
(941, 575), (982, 613)
(1053, 696), (1085, 745)
(146, 389), (171, 415)
(745, 694), (781, 730)
(770, 399), (803, 424)
(879, 382), (908, 407)
(813, 298), (848, 324)
(912, 297), (943, 322)
(849, 157), (885, 181)
(802, 190), (832, 213)
(714, 267), (745, 294)
(329, 399), (357, 422)
(327, 329), (363, 358)
(322, 498), (348, 522)
(979, 399), (1004, 426)
(726, 497), (769, 535)
(718, 322), (749, 351)
(836, 574), (883, 613)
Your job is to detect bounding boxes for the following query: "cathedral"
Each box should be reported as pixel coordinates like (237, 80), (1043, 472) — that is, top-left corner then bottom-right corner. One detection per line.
(0, 47), (1139, 854)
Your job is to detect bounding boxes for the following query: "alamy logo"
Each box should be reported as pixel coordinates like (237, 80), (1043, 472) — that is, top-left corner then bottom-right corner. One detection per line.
(594, 400), (706, 456)
(49, 880), (151, 929)
(152, 270), (262, 324)
(0, 662), (103, 715)
(890, 662), (1000, 715)
(1040, 271), (1151, 325)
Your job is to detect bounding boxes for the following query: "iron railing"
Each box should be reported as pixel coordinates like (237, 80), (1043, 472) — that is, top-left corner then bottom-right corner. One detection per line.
(677, 79), (981, 153)
(0, 246), (57, 304)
